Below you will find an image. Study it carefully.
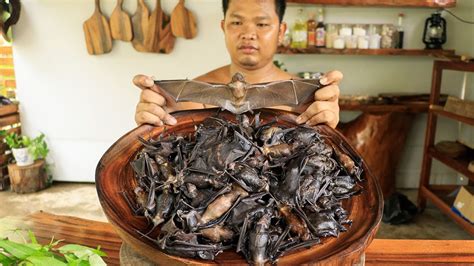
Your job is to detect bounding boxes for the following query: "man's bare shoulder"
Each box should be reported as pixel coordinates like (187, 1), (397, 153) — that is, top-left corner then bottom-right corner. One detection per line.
(194, 66), (231, 83)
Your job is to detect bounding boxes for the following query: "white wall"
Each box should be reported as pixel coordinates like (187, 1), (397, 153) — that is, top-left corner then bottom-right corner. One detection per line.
(13, 0), (474, 185)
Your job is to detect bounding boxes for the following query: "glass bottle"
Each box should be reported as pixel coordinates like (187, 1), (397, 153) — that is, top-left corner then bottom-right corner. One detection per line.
(307, 12), (317, 47)
(396, 13), (405, 49)
(315, 8), (326, 48)
(291, 9), (308, 49)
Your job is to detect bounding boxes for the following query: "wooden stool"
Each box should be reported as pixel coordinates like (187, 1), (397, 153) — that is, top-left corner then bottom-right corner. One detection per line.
(8, 159), (48, 193)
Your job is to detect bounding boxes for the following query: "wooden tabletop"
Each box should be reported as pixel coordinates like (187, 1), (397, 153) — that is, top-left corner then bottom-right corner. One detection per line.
(21, 212), (474, 265)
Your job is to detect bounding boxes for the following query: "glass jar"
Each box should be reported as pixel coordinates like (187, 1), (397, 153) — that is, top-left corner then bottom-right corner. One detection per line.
(381, 24), (396, 48)
(369, 34), (381, 49)
(358, 36), (370, 49)
(345, 35), (358, 49)
(326, 24), (338, 48)
(333, 35), (345, 49)
(353, 24), (368, 37)
(339, 24), (353, 37)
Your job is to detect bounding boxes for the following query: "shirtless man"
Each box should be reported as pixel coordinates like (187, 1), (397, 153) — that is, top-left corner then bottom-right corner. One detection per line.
(133, 0), (342, 128)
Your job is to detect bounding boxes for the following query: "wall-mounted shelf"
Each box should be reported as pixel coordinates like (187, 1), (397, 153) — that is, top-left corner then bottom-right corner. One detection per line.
(287, 0), (456, 8)
(277, 47), (456, 58)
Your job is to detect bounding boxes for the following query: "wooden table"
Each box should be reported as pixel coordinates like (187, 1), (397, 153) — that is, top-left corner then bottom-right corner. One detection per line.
(19, 212), (474, 265)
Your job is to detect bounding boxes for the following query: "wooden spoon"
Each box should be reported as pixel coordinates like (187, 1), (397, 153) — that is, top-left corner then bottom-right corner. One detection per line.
(170, 0), (197, 39)
(131, 0), (149, 52)
(110, 0), (133, 41)
(83, 0), (113, 55)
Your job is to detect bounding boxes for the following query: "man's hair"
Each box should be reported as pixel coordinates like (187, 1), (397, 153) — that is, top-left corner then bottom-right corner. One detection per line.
(222, 0), (287, 23)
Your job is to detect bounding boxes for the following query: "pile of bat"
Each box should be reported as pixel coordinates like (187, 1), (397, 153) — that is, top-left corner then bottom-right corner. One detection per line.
(126, 112), (363, 265)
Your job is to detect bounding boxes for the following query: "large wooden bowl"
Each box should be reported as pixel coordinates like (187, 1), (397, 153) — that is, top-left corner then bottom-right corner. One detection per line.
(96, 108), (383, 265)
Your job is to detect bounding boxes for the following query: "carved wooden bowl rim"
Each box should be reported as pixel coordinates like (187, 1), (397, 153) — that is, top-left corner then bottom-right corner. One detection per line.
(96, 108), (383, 265)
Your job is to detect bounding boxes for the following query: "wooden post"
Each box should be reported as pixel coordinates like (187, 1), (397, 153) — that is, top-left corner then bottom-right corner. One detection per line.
(8, 160), (48, 193)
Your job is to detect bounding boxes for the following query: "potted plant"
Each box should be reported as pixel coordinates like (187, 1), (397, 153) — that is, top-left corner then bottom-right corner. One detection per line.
(3, 132), (49, 166)
(1, 132), (50, 193)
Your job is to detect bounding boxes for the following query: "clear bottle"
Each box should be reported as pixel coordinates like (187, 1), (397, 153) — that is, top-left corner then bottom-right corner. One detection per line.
(291, 9), (308, 49)
(315, 8), (326, 48)
(307, 12), (317, 47)
(396, 13), (405, 49)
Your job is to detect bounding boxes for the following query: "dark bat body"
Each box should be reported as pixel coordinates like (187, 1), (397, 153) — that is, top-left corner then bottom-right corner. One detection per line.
(155, 73), (322, 114)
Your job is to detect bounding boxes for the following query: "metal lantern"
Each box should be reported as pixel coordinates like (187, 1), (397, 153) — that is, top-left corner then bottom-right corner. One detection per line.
(423, 11), (447, 49)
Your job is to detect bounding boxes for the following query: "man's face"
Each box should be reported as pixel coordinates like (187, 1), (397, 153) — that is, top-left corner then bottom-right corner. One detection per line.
(222, 0), (285, 70)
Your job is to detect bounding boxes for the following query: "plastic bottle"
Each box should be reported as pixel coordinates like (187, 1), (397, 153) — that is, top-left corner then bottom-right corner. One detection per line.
(291, 9), (308, 49)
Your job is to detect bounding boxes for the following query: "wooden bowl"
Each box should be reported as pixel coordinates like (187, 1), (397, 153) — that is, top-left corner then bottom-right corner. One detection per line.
(96, 108), (383, 265)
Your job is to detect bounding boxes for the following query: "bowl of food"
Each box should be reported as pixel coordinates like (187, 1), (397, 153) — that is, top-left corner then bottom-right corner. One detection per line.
(96, 108), (382, 265)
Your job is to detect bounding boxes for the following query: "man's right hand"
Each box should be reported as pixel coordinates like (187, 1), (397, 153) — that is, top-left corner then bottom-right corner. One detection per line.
(134, 75), (178, 126)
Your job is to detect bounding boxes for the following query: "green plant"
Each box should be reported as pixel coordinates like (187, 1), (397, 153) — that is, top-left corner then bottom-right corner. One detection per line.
(273, 60), (288, 72)
(1, 132), (49, 160)
(0, 230), (107, 266)
(29, 133), (49, 160)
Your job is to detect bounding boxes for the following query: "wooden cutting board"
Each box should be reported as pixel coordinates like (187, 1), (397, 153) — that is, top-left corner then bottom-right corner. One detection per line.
(110, 0), (133, 41)
(83, 0), (113, 55)
(131, 0), (149, 52)
(158, 13), (175, 54)
(170, 0), (197, 39)
(144, 0), (164, 53)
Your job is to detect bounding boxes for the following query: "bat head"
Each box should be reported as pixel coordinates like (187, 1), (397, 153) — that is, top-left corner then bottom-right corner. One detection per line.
(231, 72), (245, 83)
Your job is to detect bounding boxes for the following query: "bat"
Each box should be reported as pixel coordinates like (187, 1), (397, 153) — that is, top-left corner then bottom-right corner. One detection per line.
(154, 72), (323, 114)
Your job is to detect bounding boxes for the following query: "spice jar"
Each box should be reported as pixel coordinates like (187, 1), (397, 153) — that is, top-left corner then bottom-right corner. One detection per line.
(333, 35), (345, 49)
(326, 24), (338, 48)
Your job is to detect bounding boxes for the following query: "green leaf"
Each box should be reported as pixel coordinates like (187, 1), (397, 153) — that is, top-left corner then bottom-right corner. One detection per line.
(88, 253), (106, 266)
(58, 244), (106, 257)
(28, 230), (37, 244)
(0, 252), (16, 265)
(23, 243), (44, 251)
(0, 239), (38, 259)
(24, 255), (67, 266)
(62, 253), (76, 263)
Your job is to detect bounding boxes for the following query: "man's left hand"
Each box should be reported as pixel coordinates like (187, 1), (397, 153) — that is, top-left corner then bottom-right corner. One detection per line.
(296, 70), (342, 128)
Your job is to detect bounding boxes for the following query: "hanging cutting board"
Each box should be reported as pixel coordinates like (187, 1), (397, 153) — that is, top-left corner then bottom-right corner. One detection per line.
(131, 0), (149, 52)
(170, 0), (197, 39)
(110, 0), (133, 41)
(83, 0), (113, 55)
(158, 14), (175, 54)
(144, 0), (164, 53)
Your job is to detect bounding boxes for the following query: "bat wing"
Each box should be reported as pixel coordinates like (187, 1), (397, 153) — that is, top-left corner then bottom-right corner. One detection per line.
(245, 79), (321, 110)
(154, 79), (233, 107)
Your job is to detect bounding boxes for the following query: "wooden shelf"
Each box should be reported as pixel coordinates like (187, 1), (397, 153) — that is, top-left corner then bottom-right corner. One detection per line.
(419, 60), (474, 236)
(431, 105), (474, 126)
(340, 102), (428, 113)
(420, 185), (474, 235)
(277, 47), (456, 58)
(429, 146), (474, 182)
(287, 0), (456, 8)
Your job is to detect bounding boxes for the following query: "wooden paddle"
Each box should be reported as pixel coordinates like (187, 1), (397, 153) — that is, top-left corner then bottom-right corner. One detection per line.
(131, 0), (149, 52)
(170, 0), (197, 39)
(159, 13), (175, 54)
(83, 0), (113, 55)
(110, 0), (133, 41)
(144, 0), (164, 53)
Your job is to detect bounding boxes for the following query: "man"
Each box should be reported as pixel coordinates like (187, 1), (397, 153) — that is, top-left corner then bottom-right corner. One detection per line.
(134, 0), (342, 128)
